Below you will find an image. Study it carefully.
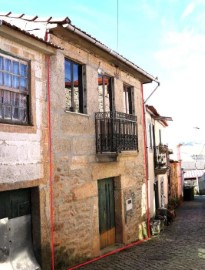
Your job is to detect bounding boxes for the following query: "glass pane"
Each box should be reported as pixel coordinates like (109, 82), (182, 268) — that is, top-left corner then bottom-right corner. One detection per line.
(65, 88), (71, 110)
(20, 78), (27, 91)
(73, 64), (79, 112)
(12, 107), (19, 120)
(19, 108), (27, 123)
(19, 94), (27, 108)
(13, 75), (19, 89)
(0, 104), (2, 119)
(0, 71), (3, 86)
(73, 87), (79, 112)
(4, 91), (11, 105)
(4, 73), (12, 87)
(13, 61), (19, 75)
(12, 92), (19, 106)
(98, 74), (103, 112)
(73, 64), (79, 82)
(0, 90), (3, 104)
(98, 75), (111, 112)
(0, 56), (3, 70)
(4, 106), (12, 119)
(65, 60), (71, 86)
(5, 59), (11, 72)
(20, 63), (27, 77)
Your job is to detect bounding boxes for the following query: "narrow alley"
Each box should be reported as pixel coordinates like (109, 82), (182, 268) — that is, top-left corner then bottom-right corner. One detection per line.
(77, 196), (205, 270)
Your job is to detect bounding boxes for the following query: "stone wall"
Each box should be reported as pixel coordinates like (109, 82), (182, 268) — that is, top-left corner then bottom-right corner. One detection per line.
(0, 36), (51, 269)
(50, 35), (147, 268)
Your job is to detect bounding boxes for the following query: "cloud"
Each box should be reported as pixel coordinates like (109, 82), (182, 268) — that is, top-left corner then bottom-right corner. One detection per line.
(140, 0), (158, 20)
(181, 2), (196, 19)
(155, 30), (205, 70)
(150, 29), (205, 150)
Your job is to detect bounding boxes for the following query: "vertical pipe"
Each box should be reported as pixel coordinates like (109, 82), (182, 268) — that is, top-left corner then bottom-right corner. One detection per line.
(141, 83), (151, 238)
(46, 55), (55, 270)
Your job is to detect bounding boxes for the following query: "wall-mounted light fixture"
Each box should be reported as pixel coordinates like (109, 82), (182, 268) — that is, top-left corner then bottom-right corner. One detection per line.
(98, 67), (104, 75)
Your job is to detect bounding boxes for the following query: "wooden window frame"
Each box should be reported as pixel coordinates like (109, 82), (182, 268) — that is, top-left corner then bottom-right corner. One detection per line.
(98, 74), (115, 113)
(0, 52), (30, 125)
(64, 58), (86, 114)
(123, 84), (135, 115)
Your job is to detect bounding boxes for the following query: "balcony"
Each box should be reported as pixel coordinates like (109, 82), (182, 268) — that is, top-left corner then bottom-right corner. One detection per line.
(95, 111), (138, 155)
(154, 145), (169, 174)
(158, 144), (168, 153)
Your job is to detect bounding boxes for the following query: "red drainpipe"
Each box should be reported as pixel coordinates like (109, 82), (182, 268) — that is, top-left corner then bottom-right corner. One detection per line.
(46, 55), (55, 270)
(141, 83), (151, 238)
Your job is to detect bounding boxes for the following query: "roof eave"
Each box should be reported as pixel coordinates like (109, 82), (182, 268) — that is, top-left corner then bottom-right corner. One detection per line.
(50, 25), (159, 84)
(0, 21), (57, 55)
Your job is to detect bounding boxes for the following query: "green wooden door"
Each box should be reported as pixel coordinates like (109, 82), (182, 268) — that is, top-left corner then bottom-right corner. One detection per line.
(98, 178), (115, 249)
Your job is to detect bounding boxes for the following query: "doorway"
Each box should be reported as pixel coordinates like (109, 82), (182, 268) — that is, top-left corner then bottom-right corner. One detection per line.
(0, 188), (41, 269)
(154, 180), (159, 211)
(98, 178), (115, 249)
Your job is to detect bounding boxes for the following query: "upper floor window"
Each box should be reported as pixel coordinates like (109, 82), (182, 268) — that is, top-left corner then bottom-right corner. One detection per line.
(159, 129), (162, 144)
(65, 58), (86, 113)
(148, 122), (153, 149)
(123, 84), (134, 115)
(98, 74), (114, 112)
(0, 53), (29, 124)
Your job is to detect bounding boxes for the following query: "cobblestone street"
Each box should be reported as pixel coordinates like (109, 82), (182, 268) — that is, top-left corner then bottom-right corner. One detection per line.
(78, 195), (205, 270)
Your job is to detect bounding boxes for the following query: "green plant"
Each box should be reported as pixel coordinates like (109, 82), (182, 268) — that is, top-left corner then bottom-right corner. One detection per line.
(168, 197), (179, 209)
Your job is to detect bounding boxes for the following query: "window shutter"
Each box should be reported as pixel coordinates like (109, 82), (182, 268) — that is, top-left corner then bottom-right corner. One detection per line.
(82, 65), (87, 114)
(110, 77), (115, 112)
(131, 87), (135, 115)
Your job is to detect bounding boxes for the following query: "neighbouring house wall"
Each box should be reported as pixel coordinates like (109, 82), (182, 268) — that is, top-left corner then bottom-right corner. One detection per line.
(49, 36), (147, 268)
(146, 113), (156, 218)
(157, 174), (168, 207)
(0, 36), (51, 269)
(198, 174), (205, 194)
(154, 121), (169, 208)
(146, 109), (170, 216)
(170, 162), (182, 200)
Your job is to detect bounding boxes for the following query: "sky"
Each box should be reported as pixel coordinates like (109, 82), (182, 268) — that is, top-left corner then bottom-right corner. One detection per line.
(1, 0), (205, 161)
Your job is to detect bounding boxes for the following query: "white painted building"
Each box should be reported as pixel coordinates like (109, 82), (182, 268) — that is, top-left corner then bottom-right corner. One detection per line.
(146, 105), (172, 218)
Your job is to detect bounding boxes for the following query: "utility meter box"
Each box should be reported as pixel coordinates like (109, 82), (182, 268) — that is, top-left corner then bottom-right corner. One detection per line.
(125, 198), (133, 211)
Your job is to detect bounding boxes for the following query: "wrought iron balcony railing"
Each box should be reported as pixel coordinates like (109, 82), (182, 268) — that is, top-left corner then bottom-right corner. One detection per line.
(95, 111), (138, 153)
(154, 145), (168, 169)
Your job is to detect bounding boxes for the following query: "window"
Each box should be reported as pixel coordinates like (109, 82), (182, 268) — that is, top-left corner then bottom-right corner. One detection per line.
(159, 129), (162, 144)
(64, 58), (86, 113)
(148, 123), (153, 149)
(123, 84), (134, 114)
(98, 74), (114, 112)
(0, 53), (29, 124)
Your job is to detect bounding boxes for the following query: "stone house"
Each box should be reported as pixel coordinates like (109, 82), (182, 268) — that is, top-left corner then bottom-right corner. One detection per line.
(49, 24), (159, 269)
(0, 13), (160, 269)
(145, 105), (172, 218)
(0, 19), (59, 269)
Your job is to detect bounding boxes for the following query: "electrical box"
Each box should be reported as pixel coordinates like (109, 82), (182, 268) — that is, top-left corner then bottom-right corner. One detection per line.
(126, 198), (133, 211)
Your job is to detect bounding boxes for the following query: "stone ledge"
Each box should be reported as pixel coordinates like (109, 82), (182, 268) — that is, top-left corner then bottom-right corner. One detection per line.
(96, 152), (118, 162)
(118, 150), (138, 157)
(64, 110), (90, 118)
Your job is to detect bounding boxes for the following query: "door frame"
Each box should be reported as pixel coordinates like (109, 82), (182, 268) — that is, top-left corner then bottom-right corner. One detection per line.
(98, 178), (115, 249)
